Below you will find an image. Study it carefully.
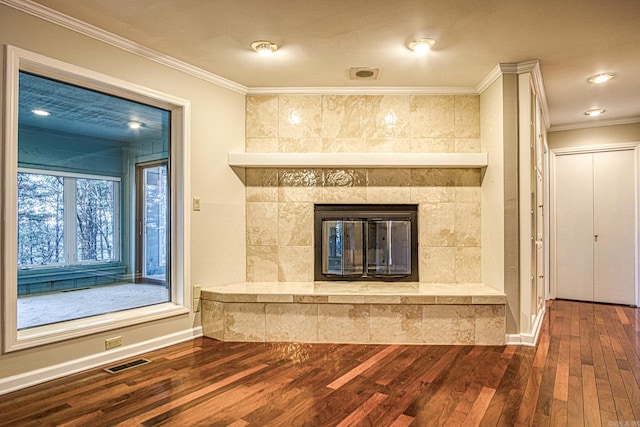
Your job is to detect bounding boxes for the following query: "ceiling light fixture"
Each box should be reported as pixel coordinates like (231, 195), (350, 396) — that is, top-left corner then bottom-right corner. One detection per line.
(587, 72), (615, 84)
(32, 109), (50, 116)
(128, 121), (142, 129)
(408, 38), (435, 54)
(584, 108), (605, 117)
(251, 40), (278, 56)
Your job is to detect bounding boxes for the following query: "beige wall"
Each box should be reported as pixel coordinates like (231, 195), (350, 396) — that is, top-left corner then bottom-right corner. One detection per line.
(245, 94), (483, 283)
(480, 73), (520, 334)
(480, 77), (505, 292)
(548, 122), (640, 149)
(0, 5), (246, 380)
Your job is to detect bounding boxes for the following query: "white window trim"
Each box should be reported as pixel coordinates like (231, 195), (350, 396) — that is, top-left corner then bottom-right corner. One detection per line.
(3, 46), (192, 353)
(19, 167), (122, 182)
(17, 168), (121, 267)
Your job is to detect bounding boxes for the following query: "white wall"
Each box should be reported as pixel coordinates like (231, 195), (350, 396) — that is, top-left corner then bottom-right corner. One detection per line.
(0, 5), (246, 385)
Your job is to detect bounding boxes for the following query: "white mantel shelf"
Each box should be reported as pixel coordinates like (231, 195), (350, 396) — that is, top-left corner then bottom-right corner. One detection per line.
(228, 152), (488, 169)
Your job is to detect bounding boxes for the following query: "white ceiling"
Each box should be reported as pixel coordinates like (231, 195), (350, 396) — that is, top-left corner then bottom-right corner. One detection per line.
(24, 0), (640, 130)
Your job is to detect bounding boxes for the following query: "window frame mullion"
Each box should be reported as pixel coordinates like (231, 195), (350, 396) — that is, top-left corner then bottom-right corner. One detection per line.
(64, 177), (77, 265)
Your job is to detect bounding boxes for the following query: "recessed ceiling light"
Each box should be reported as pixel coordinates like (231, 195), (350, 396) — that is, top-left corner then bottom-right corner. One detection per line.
(32, 109), (50, 116)
(251, 40), (278, 56)
(408, 38), (435, 54)
(584, 108), (605, 117)
(128, 121), (142, 129)
(587, 73), (615, 84)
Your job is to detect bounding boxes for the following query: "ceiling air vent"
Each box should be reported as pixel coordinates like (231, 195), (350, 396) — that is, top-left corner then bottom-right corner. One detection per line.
(350, 67), (380, 80)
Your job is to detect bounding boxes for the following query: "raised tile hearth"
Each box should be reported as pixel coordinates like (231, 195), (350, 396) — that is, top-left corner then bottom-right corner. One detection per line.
(201, 282), (506, 345)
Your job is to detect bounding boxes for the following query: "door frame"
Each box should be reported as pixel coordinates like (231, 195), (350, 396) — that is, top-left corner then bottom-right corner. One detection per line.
(550, 142), (639, 306)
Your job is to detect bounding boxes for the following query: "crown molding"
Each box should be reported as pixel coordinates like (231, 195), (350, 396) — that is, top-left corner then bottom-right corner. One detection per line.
(520, 60), (551, 130)
(499, 63), (519, 74)
(476, 63), (518, 94)
(247, 86), (478, 95)
(549, 116), (640, 132)
(476, 60), (552, 131)
(516, 60), (539, 74)
(475, 65), (501, 94)
(0, 0), (248, 94)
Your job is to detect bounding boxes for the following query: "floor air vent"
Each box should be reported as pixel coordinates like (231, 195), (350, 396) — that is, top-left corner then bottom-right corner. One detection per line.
(104, 358), (151, 374)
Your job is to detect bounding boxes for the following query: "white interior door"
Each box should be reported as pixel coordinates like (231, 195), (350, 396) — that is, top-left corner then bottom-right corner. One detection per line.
(593, 149), (636, 305)
(555, 153), (594, 301)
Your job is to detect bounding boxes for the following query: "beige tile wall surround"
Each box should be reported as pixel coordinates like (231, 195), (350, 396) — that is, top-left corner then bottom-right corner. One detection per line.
(246, 94), (481, 284)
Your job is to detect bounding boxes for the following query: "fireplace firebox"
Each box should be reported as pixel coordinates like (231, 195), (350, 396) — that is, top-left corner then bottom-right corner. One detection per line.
(314, 204), (418, 282)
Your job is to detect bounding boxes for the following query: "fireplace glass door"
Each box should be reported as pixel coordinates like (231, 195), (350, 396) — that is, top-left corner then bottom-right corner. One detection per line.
(322, 220), (364, 276)
(367, 220), (411, 276)
(315, 204), (418, 281)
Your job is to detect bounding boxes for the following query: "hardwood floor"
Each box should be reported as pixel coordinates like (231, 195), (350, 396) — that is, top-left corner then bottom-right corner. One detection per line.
(1, 300), (638, 426)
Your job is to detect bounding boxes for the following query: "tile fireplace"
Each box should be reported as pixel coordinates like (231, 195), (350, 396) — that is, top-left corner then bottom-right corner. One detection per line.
(198, 92), (505, 346)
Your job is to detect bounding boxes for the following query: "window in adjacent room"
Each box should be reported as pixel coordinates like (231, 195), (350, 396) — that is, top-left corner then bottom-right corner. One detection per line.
(18, 170), (119, 268)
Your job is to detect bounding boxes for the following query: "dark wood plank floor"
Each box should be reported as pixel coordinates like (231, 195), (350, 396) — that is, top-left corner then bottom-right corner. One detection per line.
(1, 300), (638, 426)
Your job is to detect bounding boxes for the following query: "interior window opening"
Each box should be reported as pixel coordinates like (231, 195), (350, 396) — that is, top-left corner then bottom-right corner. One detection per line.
(16, 71), (171, 330)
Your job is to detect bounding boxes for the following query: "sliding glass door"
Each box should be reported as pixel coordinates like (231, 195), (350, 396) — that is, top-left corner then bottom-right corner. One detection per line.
(136, 161), (169, 285)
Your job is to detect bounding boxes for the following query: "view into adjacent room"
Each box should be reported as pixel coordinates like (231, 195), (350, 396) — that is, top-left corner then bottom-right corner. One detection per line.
(17, 71), (171, 329)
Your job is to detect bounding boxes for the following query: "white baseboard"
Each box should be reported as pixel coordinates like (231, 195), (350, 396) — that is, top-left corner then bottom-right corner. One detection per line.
(0, 326), (203, 396)
(505, 333), (537, 346)
(504, 306), (545, 347)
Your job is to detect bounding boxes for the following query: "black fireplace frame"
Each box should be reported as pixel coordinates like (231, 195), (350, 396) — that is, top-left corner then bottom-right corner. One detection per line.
(314, 204), (419, 282)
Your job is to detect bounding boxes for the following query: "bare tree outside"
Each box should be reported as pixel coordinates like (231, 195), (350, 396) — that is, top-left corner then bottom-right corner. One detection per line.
(17, 173), (64, 266)
(76, 178), (115, 262)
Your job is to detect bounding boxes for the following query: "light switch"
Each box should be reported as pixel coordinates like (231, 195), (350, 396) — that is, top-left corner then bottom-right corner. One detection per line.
(193, 197), (201, 211)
